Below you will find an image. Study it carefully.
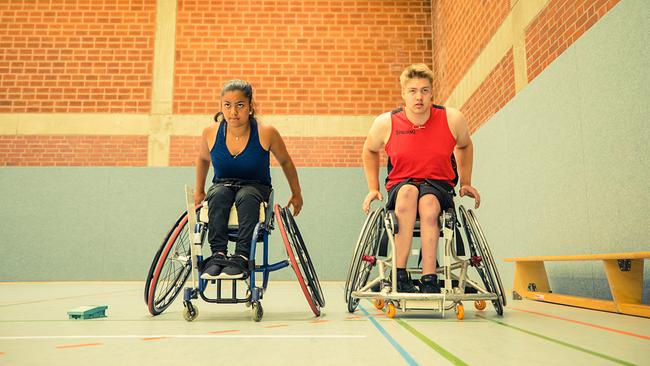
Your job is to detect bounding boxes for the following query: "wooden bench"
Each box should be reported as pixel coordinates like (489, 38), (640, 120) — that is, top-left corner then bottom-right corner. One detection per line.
(504, 252), (650, 318)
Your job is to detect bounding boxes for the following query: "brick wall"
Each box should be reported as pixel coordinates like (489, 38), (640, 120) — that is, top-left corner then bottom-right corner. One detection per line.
(0, 135), (148, 166)
(0, 0), (623, 167)
(431, 0), (510, 103)
(460, 49), (515, 133)
(174, 0), (432, 116)
(0, 0), (155, 113)
(526, 0), (620, 82)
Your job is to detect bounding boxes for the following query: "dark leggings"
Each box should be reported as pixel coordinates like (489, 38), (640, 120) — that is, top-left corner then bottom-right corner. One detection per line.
(206, 181), (271, 258)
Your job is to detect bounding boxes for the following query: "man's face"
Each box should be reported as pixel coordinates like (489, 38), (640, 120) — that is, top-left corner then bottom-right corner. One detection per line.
(402, 78), (432, 115)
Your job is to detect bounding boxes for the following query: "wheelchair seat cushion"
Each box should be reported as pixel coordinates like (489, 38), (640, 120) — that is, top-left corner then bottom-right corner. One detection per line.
(386, 179), (454, 210)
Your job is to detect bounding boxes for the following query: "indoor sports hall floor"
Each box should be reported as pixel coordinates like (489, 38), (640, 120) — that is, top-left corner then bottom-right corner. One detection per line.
(0, 281), (648, 366)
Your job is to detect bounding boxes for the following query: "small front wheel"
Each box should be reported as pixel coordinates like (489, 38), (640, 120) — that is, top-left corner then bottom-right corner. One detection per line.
(455, 304), (464, 320)
(252, 302), (263, 322)
(182, 303), (199, 322)
(386, 302), (396, 319)
(474, 300), (486, 311)
(374, 299), (385, 310)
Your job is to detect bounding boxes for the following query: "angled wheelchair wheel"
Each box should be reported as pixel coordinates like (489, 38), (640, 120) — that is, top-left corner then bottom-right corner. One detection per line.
(274, 204), (325, 317)
(145, 207), (199, 316)
(459, 205), (506, 315)
(345, 208), (383, 313)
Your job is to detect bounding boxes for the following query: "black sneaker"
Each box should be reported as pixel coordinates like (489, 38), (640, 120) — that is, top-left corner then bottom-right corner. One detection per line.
(396, 270), (418, 293)
(221, 255), (249, 279)
(419, 274), (441, 293)
(200, 253), (226, 280)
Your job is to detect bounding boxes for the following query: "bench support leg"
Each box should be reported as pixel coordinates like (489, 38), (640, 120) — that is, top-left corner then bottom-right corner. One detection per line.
(603, 259), (649, 317)
(513, 261), (550, 296)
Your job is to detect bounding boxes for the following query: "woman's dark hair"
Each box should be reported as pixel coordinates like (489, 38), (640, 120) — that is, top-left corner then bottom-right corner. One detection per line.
(214, 79), (256, 123)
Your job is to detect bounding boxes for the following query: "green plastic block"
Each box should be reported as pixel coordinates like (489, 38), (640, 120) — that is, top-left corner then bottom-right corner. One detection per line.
(67, 305), (108, 320)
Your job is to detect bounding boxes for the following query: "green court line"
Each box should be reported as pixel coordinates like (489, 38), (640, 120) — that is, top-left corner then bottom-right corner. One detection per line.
(395, 318), (469, 366)
(361, 298), (467, 366)
(475, 314), (636, 366)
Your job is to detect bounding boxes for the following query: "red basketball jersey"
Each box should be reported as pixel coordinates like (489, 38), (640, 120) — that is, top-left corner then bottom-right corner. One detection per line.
(385, 105), (457, 190)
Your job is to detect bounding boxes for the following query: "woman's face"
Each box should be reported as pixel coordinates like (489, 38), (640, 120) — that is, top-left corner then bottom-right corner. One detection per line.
(402, 78), (432, 115)
(221, 90), (251, 126)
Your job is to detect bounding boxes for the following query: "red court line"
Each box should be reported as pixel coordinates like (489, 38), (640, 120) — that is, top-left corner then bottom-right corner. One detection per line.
(208, 330), (240, 334)
(142, 337), (169, 341)
(262, 324), (288, 328)
(310, 319), (329, 324)
(512, 307), (650, 341)
(56, 343), (102, 349)
(0, 352), (5, 356)
(345, 316), (362, 320)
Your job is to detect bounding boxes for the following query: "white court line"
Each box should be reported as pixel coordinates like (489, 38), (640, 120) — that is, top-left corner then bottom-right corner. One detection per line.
(0, 334), (366, 340)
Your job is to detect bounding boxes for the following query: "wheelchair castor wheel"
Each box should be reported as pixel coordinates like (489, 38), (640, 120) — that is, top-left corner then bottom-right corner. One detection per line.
(386, 302), (396, 319)
(252, 301), (263, 322)
(455, 304), (464, 320)
(374, 299), (385, 310)
(474, 300), (486, 311)
(182, 303), (199, 322)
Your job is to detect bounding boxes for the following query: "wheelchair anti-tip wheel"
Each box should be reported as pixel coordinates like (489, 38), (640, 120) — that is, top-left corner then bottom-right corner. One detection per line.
(274, 204), (325, 317)
(345, 207), (383, 313)
(145, 207), (198, 316)
(459, 205), (506, 315)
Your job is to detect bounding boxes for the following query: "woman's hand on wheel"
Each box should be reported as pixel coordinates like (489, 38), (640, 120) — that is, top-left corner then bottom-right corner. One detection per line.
(194, 191), (206, 206)
(459, 185), (481, 208)
(362, 190), (383, 214)
(287, 192), (303, 216)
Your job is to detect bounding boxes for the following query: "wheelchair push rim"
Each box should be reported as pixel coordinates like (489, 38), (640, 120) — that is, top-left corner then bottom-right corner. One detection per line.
(344, 207), (379, 302)
(345, 207), (383, 313)
(274, 204), (325, 316)
(146, 208), (196, 316)
(458, 205), (506, 315)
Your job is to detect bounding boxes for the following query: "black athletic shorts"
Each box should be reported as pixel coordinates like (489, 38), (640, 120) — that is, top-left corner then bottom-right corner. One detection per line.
(385, 179), (455, 211)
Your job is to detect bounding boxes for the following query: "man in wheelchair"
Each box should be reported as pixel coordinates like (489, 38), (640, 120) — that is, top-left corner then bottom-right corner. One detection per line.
(362, 64), (480, 294)
(194, 79), (303, 280)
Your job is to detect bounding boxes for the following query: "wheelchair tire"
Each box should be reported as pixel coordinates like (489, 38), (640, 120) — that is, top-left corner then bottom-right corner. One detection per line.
(274, 204), (325, 316)
(345, 208), (383, 313)
(458, 205), (506, 315)
(145, 207), (198, 316)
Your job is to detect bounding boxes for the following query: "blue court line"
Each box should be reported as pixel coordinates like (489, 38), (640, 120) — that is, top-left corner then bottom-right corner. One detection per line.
(358, 303), (419, 366)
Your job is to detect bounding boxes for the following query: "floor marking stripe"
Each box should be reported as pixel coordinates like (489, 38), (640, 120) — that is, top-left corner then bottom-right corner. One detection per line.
(358, 303), (419, 366)
(0, 335), (364, 340)
(395, 318), (469, 366)
(476, 314), (635, 365)
(310, 319), (329, 324)
(208, 330), (240, 334)
(56, 343), (102, 349)
(511, 307), (650, 341)
(262, 324), (288, 328)
(142, 337), (169, 341)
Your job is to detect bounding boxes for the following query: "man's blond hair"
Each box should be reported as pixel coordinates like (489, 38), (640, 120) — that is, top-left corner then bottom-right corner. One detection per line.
(399, 64), (434, 89)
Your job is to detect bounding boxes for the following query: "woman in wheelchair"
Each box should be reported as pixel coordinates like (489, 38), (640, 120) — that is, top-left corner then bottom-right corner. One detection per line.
(194, 79), (303, 280)
(361, 64), (481, 294)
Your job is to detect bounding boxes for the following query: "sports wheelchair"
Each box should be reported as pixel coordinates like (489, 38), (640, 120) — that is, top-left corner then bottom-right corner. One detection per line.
(145, 186), (325, 322)
(345, 200), (506, 319)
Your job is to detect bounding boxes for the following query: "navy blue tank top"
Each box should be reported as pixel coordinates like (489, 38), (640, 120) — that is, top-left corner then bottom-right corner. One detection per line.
(210, 118), (272, 186)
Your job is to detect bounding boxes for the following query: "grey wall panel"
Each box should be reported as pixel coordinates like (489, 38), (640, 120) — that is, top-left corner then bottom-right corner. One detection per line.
(472, 0), (650, 301)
